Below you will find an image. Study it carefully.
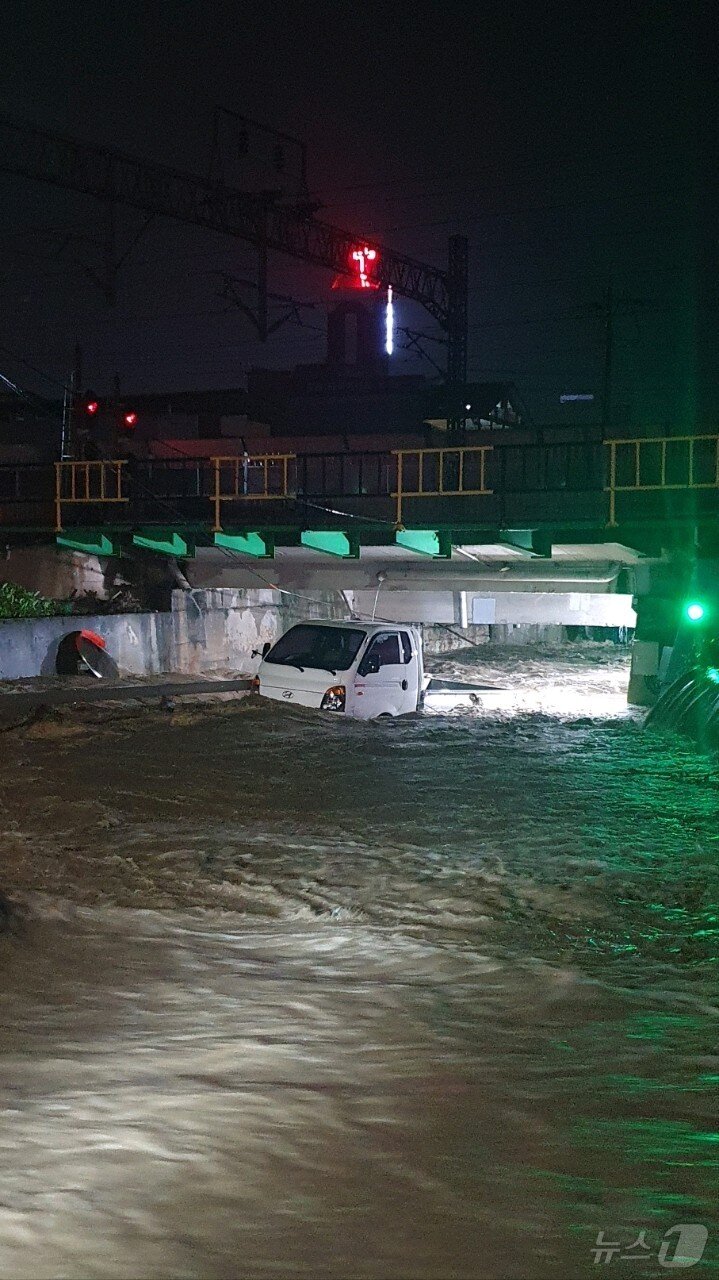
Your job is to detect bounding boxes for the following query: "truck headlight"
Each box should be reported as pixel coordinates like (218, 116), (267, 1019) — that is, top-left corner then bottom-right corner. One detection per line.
(320, 685), (346, 712)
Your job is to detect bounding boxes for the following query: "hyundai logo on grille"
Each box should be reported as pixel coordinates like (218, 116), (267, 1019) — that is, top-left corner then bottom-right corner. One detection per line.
(282, 690), (293, 699)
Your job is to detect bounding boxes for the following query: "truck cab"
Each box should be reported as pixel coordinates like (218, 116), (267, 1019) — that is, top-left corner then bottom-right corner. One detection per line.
(255, 621), (424, 719)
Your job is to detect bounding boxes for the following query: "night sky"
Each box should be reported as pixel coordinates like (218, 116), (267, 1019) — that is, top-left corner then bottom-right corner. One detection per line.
(0, 1), (714, 424)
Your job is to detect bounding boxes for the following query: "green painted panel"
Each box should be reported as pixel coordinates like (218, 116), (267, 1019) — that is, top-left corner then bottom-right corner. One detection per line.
(499, 527), (552, 557)
(214, 531), (273, 557)
(395, 529), (451, 558)
(56, 532), (120, 556)
(500, 528), (535, 552)
(300, 530), (356, 558)
(132, 530), (194, 557)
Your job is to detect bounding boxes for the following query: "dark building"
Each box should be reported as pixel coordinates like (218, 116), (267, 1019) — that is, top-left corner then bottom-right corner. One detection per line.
(0, 295), (519, 464)
(247, 291), (513, 439)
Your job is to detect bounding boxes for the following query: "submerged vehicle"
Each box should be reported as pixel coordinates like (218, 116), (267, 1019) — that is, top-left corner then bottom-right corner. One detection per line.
(254, 620), (503, 719)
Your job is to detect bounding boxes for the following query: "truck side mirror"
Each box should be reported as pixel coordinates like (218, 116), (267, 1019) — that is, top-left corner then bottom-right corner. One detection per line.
(252, 642), (272, 658)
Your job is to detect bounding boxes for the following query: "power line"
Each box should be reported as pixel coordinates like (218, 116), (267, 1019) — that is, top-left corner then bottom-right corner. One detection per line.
(319, 186), (697, 229)
(306, 137), (692, 202)
(0, 368), (63, 426)
(0, 342), (72, 392)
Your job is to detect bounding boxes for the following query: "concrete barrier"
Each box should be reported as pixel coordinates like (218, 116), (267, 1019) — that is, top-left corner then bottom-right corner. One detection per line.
(0, 613), (172, 680)
(0, 588), (347, 681)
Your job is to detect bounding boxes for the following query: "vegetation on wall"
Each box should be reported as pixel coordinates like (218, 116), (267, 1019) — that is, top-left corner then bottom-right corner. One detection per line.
(0, 582), (72, 619)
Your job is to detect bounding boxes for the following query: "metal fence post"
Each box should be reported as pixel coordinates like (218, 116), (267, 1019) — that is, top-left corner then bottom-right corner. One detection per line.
(392, 451), (402, 527)
(212, 457), (222, 532)
(608, 441), (617, 526)
(54, 462), (63, 532)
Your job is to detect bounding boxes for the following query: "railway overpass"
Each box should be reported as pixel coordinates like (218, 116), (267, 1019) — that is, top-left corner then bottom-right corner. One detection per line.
(2, 431), (719, 702)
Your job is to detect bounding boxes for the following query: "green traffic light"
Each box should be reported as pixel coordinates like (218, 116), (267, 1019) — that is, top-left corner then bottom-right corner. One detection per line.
(686, 602), (706, 622)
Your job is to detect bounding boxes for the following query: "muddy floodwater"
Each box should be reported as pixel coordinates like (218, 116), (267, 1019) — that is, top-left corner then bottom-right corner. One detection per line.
(1, 644), (719, 1278)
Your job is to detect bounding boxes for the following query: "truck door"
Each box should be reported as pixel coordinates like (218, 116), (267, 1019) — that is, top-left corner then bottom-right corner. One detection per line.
(353, 631), (412, 718)
(398, 629), (421, 713)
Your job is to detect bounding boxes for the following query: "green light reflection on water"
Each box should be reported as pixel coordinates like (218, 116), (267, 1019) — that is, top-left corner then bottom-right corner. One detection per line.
(605, 1075), (705, 1096)
(573, 1118), (719, 1166)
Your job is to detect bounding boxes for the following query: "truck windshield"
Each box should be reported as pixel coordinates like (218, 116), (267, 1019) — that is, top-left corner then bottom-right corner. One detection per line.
(265, 625), (367, 673)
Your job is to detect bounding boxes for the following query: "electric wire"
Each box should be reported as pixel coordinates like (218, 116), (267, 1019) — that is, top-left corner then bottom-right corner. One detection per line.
(115, 447), (508, 618)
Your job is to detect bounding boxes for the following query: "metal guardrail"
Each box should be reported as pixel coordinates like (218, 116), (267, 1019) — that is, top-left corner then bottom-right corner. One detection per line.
(211, 454), (295, 532)
(0, 464), (54, 505)
(392, 446), (493, 526)
(295, 451), (394, 499)
(606, 435), (719, 525)
(55, 460), (127, 531)
(32, 436), (719, 537)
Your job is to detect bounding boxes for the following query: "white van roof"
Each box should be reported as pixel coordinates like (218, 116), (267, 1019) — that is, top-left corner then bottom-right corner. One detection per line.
(295, 619), (409, 633)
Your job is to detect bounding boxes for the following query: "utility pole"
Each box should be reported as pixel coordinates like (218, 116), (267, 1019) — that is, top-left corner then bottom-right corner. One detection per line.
(215, 271), (316, 335)
(66, 340), (83, 460)
(446, 234), (469, 436)
(256, 197), (272, 342)
(60, 382), (71, 460)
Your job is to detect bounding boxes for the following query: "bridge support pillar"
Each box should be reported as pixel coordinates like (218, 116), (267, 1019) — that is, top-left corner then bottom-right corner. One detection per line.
(627, 559), (719, 705)
(628, 597), (681, 706)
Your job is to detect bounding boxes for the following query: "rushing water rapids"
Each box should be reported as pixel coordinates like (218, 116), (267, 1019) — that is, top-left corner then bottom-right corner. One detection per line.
(1, 644), (718, 1278)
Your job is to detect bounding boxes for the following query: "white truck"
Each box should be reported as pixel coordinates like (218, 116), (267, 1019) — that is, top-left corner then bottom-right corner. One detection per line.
(254, 620), (503, 719)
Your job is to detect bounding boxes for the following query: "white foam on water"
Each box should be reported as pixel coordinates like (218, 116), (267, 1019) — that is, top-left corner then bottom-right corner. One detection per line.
(1, 644), (718, 1277)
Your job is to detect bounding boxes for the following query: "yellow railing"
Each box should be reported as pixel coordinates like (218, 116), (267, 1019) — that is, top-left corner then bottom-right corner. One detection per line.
(55, 460), (127, 531)
(392, 446), (493, 526)
(606, 434), (719, 525)
(212, 454), (295, 532)
(53, 439), (719, 537)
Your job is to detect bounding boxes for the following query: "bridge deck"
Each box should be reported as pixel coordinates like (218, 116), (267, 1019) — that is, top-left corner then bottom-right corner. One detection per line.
(1, 436), (718, 557)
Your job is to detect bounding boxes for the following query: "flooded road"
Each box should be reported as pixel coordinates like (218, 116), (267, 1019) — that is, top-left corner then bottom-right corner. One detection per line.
(1, 645), (718, 1277)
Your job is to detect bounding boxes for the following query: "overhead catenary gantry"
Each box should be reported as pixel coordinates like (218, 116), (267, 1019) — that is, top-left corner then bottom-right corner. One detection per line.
(0, 114), (469, 429)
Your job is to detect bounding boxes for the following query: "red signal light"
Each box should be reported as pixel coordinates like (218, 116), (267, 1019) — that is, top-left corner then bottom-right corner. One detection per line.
(123, 411), (137, 428)
(350, 245), (379, 289)
(85, 399), (99, 415)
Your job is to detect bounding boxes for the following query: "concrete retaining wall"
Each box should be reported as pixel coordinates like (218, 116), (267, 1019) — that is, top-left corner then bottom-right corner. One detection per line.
(0, 588), (348, 681)
(0, 612), (174, 680)
(169, 587), (347, 675)
(421, 624), (570, 654)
